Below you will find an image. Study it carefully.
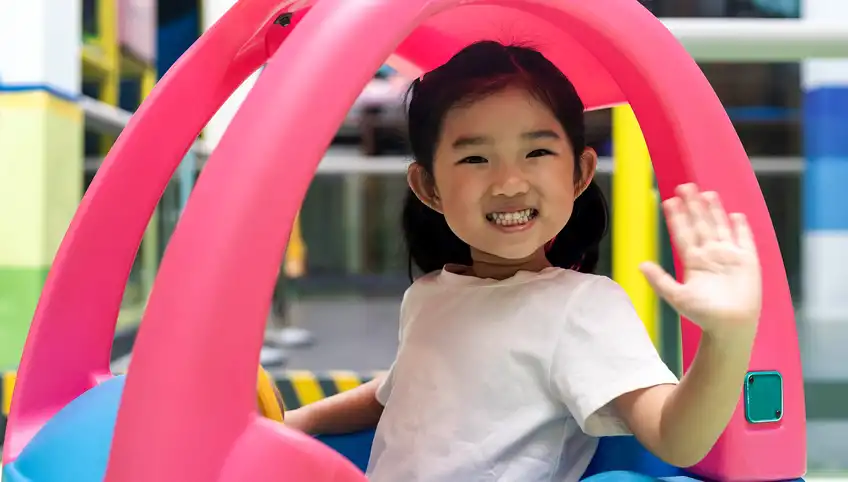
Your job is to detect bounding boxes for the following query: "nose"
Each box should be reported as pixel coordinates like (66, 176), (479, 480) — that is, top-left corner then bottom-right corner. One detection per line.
(490, 163), (530, 197)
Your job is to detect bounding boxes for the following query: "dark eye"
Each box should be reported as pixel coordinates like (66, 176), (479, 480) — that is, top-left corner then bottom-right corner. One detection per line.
(457, 155), (488, 164)
(527, 149), (555, 158)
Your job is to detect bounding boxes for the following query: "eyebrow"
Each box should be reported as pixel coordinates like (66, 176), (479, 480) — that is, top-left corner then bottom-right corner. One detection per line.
(451, 129), (561, 149)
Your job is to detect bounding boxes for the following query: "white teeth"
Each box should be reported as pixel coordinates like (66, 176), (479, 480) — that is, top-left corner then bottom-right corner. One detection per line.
(486, 208), (537, 226)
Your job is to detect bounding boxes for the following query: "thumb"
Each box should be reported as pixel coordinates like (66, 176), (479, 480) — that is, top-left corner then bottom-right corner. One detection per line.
(639, 261), (682, 305)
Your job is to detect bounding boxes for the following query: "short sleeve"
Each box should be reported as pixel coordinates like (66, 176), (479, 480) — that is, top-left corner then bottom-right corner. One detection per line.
(375, 287), (413, 406)
(375, 365), (395, 406)
(550, 276), (679, 437)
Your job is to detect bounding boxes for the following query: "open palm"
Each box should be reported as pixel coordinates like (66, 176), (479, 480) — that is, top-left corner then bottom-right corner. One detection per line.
(640, 184), (762, 333)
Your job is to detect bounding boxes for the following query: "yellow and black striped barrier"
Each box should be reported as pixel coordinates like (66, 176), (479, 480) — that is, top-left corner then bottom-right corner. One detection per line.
(1, 371), (15, 444)
(0, 370), (385, 443)
(273, 370), (384, 409)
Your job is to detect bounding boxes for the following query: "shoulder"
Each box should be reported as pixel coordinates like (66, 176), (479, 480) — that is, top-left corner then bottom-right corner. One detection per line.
(394, 271), (445, 331)
(401, 271), (442, 306)
(543, 270), (639, 328)
(543, 269), (626, 304)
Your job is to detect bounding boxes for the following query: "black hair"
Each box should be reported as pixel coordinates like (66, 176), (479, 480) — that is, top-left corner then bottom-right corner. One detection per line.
(401, 41), (609, 280)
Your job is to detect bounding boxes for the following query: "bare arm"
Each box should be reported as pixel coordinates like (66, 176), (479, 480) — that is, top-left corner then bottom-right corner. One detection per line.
(284, 375), (385, 435)
(615, 327), (755, 468)
(617, 185), (761, 468)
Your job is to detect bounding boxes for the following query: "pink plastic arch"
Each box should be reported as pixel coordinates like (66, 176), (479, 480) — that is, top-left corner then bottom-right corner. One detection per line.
(3, 0), (805, 481)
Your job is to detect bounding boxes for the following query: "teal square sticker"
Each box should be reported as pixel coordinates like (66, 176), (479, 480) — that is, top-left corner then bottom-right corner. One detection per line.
(744, 371), (784, 424)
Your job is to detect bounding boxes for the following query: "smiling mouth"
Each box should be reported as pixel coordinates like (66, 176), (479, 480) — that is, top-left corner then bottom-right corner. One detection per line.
(485, 208), (539, 227)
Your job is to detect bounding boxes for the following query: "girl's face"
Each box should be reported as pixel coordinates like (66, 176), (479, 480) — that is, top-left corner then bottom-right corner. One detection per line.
(409, 87), (596, 267)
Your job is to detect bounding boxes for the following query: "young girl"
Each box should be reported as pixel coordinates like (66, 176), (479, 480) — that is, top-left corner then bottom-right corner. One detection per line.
(285, 41), (761, 481)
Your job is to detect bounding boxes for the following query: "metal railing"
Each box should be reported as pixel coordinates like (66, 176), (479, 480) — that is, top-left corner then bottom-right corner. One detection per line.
(84, 151), (805, 175)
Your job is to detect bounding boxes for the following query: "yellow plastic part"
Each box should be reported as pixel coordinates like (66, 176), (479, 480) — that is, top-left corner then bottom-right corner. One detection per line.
(284, 212), (307, 277)
(257, 366), (285, 422)
(611, 105), (660, 348)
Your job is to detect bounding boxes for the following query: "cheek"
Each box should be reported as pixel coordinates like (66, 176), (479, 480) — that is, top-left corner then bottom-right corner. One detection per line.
(435, 179), (485, 241)
(439, 183), (480, 220)
(434, 172), (478, 212)
(547, 160), (577, 189)
(538, 172), (579, 222)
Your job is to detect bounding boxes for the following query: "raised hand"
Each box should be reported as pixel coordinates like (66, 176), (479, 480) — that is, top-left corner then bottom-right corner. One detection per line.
(639, 184), (762, 336)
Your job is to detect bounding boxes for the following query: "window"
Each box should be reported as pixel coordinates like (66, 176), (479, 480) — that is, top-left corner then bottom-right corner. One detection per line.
(119, 78), (142, 112)
(702, 63), (801, 156)
(589, 2), (804, 157)
(82, 0), (98, 39)
(644, 0), (799, 17)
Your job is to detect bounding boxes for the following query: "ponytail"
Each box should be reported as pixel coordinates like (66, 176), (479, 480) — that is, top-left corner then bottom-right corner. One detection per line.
(545, 181), (608, 273)
(401, 188), (471, 280)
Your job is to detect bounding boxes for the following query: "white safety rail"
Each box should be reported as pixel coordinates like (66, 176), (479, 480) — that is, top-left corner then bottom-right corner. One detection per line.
(84, 153), (804, 176)
(302, 155), (804, 175)
(81, 96), (211, 156)
(82, 94), (805, 176)
(665, 18), (848, 61)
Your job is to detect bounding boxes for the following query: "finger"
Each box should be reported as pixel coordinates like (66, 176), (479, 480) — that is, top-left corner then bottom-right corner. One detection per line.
(677, 183), (714, 244)
(640, 262), (683, 306)
(703, 191), (732, 241)
(663, 196), (697, 253)
(730, 212), (756, 252)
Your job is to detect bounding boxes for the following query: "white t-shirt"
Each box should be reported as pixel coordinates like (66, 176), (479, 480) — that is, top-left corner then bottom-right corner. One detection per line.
(365, 266), (679, 482)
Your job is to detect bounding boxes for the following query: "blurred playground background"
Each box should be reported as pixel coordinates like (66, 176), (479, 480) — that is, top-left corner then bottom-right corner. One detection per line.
(1, 0), (847, 477)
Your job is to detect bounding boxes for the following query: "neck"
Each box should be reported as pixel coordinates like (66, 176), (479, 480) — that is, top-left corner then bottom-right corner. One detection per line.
(468, 247), (551, 280)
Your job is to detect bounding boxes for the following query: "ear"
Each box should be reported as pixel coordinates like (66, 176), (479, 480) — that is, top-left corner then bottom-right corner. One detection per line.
(575, 148), (598, 197)
(407, 162), (443, 213)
